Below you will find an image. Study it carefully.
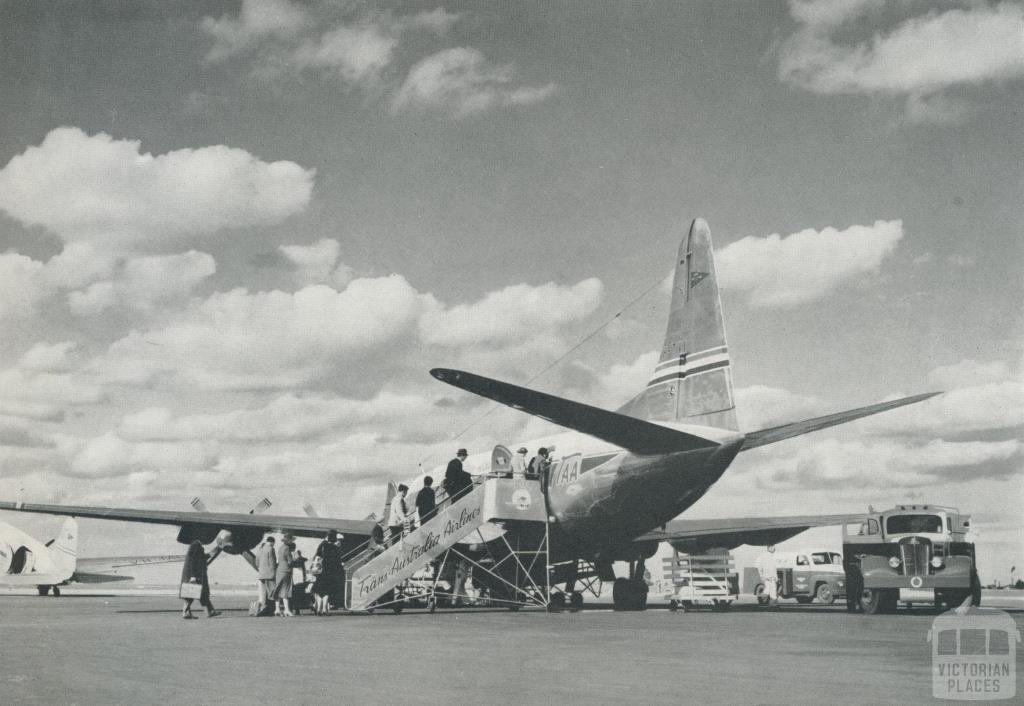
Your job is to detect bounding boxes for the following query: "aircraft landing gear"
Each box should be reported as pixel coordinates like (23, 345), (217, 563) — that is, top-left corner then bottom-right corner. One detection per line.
(37, 585), (51, 596)
(612, 560), (649, 611)
(52, 585), (60, 597)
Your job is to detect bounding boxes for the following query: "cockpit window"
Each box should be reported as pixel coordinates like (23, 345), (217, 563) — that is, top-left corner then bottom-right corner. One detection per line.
(886, 514), (942, 534)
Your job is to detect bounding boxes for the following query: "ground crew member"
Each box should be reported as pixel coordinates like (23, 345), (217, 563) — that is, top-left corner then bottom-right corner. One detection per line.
(510, 447), (528, 480)
(756, 545), (780, 608)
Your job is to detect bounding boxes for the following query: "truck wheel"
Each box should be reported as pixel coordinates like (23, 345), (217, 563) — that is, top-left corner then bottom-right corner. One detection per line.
(861, 588), (888, 615)
(815, 583), (835, 605)
(754, 583), (769, 606)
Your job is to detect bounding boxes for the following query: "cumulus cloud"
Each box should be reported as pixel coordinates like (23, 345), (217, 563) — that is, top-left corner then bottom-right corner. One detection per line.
(68, 251), (216, 315)
(279, 239), (352, 288)
(118, 391), (438, 443)
(393, 48), (557, 117)
(735, 385), (824, 430)
(716, 220), (902, 307)
(0, 127), (315, 250)
(17, 342), (80, 373)
(420, 278), (602, 346)
(70, 431), (217, 478)
(97, 275), (426, 390)
(0, 366), (104, 421)
(0, 252), (49, 320)
(779, 1), (1024, 124)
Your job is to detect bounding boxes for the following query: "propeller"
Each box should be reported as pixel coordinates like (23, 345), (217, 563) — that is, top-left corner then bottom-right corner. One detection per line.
(191, 497), (272, 569)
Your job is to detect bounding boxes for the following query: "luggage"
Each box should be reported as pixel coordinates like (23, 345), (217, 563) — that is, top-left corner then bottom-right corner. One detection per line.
(249, 599), (276, 617)
(179, 582), (203, 599)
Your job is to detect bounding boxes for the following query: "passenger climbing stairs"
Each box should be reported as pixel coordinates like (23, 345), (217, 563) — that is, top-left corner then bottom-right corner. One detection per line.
(344, 478), (547, 611)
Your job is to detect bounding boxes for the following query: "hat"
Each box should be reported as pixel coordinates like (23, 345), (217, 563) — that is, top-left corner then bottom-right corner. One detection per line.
(326, 529), (338, 540)
(517, 447), (528, 454)
(398, 483), (409, 492)
(456, 448), (468, 457)
(281, 533), (296, 542)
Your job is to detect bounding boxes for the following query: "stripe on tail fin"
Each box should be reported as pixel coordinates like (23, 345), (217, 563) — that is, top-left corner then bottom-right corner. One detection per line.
(618, 218), (739, 430)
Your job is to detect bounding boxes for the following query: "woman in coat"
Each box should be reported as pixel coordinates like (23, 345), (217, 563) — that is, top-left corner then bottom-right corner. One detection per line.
(180, 540), (219, 619)
(273, 534), (296, 617)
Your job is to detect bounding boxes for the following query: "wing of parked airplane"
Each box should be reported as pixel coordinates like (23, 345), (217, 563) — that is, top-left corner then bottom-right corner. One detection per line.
(635, 513), (864, 551)
(0, 501), (377, 541)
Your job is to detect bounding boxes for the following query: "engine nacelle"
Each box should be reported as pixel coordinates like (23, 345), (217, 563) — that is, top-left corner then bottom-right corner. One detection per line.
(212, 527), (264, 555)
(176, 525), (263, 554)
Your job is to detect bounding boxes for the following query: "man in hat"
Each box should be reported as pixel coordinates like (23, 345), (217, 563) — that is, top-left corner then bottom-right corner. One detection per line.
(444, 448), (472, 502)
(511, 447), (528, 480)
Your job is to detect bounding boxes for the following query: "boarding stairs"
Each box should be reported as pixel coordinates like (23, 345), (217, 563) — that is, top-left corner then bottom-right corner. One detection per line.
(344, 478), (547, 611)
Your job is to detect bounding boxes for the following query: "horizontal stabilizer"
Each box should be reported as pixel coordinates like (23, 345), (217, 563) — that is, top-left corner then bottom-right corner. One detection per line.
(430, 368), (719, 454)
(741, 392), (940, 451)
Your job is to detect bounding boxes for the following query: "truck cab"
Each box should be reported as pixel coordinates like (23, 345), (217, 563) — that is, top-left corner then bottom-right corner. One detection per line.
(843, 504), (979, 615)
(753, 549), (846, 605)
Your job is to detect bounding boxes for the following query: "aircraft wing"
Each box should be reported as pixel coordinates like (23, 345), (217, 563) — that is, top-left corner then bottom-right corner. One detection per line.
(0, 501), (377, 540)
(740, 392), (940, 451)
(76, 555), (185, 571)
(430, 368), (719, 454)
(634, 513), (865, 551)
(70, 571), (135, 584)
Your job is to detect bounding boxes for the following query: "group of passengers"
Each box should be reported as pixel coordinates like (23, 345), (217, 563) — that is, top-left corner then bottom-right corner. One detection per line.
(384, 447), (552, 546)
(179, 447), (553, 619)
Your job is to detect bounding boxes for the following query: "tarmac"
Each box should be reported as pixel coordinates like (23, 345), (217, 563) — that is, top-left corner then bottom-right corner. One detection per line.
(1, 590), (1022, 705)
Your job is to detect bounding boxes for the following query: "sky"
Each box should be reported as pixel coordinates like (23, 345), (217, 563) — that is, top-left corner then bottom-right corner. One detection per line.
(0, 0), (1021, 584)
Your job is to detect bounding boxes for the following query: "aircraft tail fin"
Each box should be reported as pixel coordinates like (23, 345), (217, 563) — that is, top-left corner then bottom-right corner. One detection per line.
(50, 517), (77, 575)
(618, 218), (739, 430)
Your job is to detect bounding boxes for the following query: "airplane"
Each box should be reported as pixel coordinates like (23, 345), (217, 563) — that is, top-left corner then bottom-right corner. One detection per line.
(0, 517), (182, 596)
(0, 218), (939, 610)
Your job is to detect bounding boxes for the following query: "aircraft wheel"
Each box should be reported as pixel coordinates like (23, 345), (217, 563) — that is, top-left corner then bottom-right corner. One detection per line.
(547, 591), (566, 612)
(52, 586), (60, 597)
(612, 578), (630, 610)
(569, 591), (583, 611)
(815, 583), (835, 605)
(631, 578), (648, 611)
(37, 585), (51, 597)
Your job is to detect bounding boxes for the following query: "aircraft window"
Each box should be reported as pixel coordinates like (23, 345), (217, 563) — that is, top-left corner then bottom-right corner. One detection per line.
(811, 553), (829, 565)
(886, 514), (941, 534)
(959, 629), (986, 656)
(990, 630), (1010, 655)
(936, 630), (957, 656)
(796, 555), (809, 566)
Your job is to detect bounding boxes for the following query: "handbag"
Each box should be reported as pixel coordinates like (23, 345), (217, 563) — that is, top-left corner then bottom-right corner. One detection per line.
(179, 581), (203, 599)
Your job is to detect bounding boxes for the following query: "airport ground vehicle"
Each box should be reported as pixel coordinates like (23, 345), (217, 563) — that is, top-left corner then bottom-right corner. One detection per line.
(751, 549), (846, 605)
(843, 505), (980, 614)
